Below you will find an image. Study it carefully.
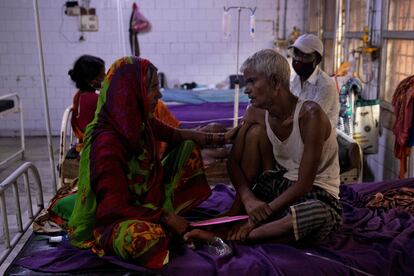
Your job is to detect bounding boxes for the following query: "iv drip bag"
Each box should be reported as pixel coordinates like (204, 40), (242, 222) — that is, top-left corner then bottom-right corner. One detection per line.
(223, 10), (231, 39)
(250, 14), (255, 38)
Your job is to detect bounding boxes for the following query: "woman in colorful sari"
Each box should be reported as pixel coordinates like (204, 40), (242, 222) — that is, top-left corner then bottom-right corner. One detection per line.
(68, 56), (234, 269)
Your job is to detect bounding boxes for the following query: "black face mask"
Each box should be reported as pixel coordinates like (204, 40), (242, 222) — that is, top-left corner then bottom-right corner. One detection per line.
(292, 59), (316, 80)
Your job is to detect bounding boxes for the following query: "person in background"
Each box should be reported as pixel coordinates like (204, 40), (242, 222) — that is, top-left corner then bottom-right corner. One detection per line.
(184, 49), (341, 245)
(289, 33), (339, 129)
(68, 56), (237, 269)
(68, 55), (105, 146)
(68, 55), (180, 158)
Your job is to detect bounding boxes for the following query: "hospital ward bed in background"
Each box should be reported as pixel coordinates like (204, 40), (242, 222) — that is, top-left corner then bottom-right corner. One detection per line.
(0, 93), (25, 168)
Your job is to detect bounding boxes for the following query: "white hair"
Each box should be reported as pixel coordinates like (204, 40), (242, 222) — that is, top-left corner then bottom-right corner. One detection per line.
(240, 49), (290, 89)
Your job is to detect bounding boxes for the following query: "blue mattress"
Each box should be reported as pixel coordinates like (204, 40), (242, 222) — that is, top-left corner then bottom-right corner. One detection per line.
(161, 88), (249, 104)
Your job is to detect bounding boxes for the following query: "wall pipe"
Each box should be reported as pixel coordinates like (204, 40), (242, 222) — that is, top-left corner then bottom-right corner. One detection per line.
(276, 0), (280, 39)
(282, 0), (287, 39)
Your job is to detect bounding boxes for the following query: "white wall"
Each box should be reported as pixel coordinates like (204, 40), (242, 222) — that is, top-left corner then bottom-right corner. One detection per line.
(0, 0), (304, 136)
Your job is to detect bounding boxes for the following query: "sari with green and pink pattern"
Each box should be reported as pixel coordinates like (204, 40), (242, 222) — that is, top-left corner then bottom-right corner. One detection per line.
(68, 56), (211, 269)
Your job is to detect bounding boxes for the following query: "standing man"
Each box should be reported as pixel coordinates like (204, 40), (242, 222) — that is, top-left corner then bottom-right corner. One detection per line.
(289, 33), (339, 128)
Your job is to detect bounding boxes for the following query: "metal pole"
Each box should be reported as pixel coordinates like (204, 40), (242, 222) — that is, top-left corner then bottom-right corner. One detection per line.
(224, 6), (256, 127)
(233, 8), (242, 127)
(33, 0), (57, 193)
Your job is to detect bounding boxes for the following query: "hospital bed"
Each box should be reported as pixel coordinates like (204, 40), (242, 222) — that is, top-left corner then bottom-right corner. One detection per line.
(3, 172), (414, 275)
(0, 93), (25, 167)
(161, 88), (249, 128)
(57, 106), (79, 188)
(0, 162), (44, 265)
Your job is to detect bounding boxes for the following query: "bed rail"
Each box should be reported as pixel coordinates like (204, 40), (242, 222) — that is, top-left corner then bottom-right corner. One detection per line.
(337, 129), (364, 183)
(0, 162), (44, 265)
(58, 105), (75, 188)
(0, 93), (25, 167)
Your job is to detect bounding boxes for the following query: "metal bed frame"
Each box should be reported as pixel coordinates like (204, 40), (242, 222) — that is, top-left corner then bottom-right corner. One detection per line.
(58, 105), (77, 188)
(337, 128), (364, 183)
(0, 93), (25, 168)
(0, 162), (44, 265)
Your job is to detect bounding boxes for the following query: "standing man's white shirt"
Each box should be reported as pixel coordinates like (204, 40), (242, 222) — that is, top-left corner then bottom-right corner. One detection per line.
(290, 66), (339, 129)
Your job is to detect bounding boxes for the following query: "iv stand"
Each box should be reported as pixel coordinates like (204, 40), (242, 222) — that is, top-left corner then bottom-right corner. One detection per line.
(224, 6), (256, 127)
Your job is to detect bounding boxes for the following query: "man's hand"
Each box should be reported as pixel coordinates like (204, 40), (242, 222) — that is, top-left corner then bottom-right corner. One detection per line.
(161, 213), (189, 236)
(245, 198), (273, 224)
(227, 219), (256, 242)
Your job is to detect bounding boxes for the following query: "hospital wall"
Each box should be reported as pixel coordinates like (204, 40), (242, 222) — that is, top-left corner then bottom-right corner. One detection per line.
(0, 0), (303, 137)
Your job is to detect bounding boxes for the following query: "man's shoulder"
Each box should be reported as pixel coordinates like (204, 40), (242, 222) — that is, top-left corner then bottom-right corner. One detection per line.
(300, 100), (324, 117)
(314, 70), (336, 95)
(316, 69), (336, 87)
(299, 101), (330, 130)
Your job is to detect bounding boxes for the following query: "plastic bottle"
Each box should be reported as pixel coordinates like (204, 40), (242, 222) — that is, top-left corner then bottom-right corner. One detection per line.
(206, 237), (232, 257)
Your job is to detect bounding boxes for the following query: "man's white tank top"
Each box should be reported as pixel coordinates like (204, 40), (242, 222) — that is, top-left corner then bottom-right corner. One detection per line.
(265, 100), (340, 199)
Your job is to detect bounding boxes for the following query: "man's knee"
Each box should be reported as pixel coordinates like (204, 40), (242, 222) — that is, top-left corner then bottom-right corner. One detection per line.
(245, 123), (266, 142)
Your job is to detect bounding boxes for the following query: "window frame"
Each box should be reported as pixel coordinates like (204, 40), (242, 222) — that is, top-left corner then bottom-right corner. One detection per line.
(343, 0), (367, 60)
(380, 0), (414, 111)
(304, 0), (341, 75)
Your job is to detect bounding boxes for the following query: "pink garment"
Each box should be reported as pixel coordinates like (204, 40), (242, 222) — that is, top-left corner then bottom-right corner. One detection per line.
(71, 91), (99, 135)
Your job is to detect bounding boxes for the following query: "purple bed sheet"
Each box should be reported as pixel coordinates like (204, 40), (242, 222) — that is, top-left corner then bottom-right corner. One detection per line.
(16, 179), (414, 275)
(167, 102), (249, 128)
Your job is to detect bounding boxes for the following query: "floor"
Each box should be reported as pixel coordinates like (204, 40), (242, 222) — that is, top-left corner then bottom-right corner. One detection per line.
(0, 136), (60, 274)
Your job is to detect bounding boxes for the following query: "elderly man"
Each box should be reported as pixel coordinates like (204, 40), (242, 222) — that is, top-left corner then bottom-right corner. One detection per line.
(289, 33), (339, 129)
(244, 34), (339, 131)
(185, 50), (341, 244)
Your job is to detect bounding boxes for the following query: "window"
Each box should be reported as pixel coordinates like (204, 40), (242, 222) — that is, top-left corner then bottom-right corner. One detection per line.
(388, 0), (414, 30)
(305, 0), (323, 35)
(381, 0), (414, 104)
(348, 0), (367, 32)
(321, 0), (337, 75)
(304, 0), (338, 76)
(344, 0), (367, 63)
(383, 39), (414, 103)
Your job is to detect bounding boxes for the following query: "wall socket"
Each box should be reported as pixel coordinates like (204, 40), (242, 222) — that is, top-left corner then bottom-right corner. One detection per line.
(79, 8), (98, 31)
(66, 6), (80, 16)
(65, 1), (79, 16)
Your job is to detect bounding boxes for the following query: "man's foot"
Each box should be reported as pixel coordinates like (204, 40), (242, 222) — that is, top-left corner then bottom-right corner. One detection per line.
(183, 229), (216, 242)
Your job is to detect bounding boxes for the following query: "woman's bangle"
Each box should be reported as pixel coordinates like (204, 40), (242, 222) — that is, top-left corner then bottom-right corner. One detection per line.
(217, 133), (225, 145)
